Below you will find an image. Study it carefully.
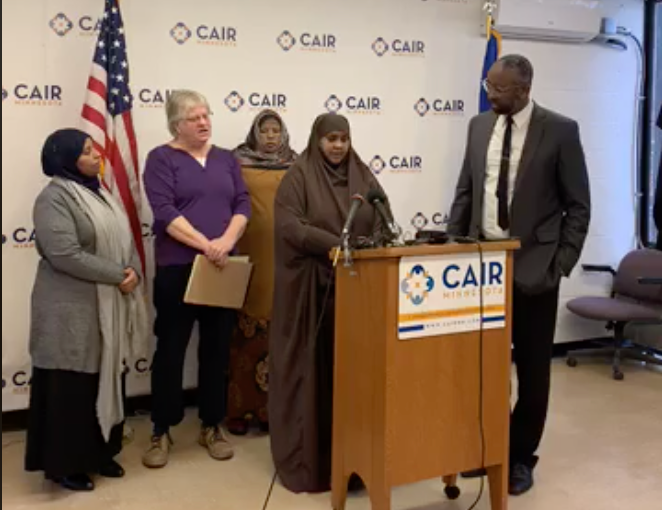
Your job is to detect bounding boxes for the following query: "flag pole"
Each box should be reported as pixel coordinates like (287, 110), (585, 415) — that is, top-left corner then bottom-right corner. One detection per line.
(483, 1), (497, 41)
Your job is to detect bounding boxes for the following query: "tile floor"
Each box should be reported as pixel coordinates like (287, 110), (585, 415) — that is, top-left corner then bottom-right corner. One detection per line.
(3, 360), (661, 510)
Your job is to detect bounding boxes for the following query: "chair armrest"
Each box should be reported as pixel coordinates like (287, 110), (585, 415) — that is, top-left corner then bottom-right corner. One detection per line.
(639, 277), (662, 285)
(582, 264), (617, 276)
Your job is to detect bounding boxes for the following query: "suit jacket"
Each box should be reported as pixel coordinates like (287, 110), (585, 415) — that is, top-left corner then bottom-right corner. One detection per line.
(448, 104), (591, 295)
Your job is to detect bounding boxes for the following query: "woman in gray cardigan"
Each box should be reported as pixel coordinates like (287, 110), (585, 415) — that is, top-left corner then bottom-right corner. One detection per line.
(25, 129), (147, 492)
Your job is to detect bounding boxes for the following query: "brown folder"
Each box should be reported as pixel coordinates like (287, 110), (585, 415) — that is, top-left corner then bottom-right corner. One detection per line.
(184, 255), (253, 309)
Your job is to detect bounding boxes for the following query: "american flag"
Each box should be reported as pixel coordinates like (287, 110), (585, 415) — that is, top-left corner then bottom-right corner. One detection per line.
(82, 0), (145, 270)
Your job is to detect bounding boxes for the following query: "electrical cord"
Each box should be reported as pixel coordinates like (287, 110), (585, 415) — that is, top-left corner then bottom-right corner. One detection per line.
(617, 26), (646, 249)
(465, 239), (487, 510)
(261, 250), (340, 510)
(260, 471), (278, 510)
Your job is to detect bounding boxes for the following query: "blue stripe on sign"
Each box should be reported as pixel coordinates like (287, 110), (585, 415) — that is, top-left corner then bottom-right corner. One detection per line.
(483, 316), (506, 323)
(399, 325), (425, 334)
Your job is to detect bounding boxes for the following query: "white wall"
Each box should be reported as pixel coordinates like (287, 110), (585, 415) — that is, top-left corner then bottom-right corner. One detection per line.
(2, 0), (644, 411)
(511, 2), (643, 343)
(648, 4), (661, 245)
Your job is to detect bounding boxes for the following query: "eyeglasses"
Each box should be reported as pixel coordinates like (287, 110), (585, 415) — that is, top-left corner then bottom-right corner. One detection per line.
(482, 79), (517, 95)
(184, 112), (213, 124)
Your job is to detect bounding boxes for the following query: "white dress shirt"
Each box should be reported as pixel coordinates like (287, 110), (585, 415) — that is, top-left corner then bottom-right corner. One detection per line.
(482, 100), (534, 240)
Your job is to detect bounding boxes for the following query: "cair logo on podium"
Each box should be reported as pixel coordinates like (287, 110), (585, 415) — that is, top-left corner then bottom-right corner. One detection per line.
(401, 265), (435, 306)
(398, 252), (507, 339)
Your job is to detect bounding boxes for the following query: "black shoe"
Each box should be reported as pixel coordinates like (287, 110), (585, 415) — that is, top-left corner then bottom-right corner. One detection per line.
(461, 468), (487, 479)
(99, 459), (125, 478)
(227, 419), (249, 436)
(53, 474), (95, 492)
(509, 463), (534, 496)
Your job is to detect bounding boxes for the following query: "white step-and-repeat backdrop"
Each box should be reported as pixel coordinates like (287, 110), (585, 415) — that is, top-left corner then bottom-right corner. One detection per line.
(3, 0), (641, 411)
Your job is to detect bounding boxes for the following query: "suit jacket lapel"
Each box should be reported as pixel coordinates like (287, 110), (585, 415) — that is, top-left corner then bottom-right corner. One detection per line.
(515, 105), (546, 194)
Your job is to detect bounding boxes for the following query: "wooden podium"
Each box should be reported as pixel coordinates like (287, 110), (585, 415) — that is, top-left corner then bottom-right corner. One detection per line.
(331, 241), (519, 510)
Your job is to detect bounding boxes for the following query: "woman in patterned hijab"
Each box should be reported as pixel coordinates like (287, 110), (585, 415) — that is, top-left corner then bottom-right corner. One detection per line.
(227, 110), (298, 436)
(233, 109), (297, 170)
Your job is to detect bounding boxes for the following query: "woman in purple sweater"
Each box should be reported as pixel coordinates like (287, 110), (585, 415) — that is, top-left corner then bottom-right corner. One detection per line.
(142, 90), (250, 469)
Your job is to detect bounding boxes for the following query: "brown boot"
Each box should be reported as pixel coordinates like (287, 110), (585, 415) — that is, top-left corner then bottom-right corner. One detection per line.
(199, 426), (234, 461)
(142, 434), (172, 469)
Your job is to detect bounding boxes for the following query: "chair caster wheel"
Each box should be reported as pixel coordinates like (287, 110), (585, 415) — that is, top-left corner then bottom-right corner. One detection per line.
(613, 370), (624, 381)
(445, 485), (461, 500)
(567, 357), (578, 368)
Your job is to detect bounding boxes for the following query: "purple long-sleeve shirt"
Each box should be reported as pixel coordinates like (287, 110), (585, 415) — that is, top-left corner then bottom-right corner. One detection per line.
(144, 145), (251, 267)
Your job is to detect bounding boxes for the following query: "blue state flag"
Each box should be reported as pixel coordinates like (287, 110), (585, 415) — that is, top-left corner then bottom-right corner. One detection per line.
(480, 29), (501, 113)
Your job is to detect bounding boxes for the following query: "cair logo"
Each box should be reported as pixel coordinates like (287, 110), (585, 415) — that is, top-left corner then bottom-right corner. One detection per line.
(372, 37), (425, 58)
(277, 30), (337, 53)
(3, 84), (63, 107)
(125, 357), (153, 378)
(49, 13), (102, 37)
(137, 88), (174, 108)
(324, 95), (382, 115)
(401, 265), (435, 306)
(5, 370), (32, 395)
(370, 155), (423, 175)
(414, 98), (465, 117)
(224, 91), (288, 113)
(410, 212), (449, 231)
(440, 261), (504, 291)
(170, 22), (238, 47)
(3, 227), (37, 249)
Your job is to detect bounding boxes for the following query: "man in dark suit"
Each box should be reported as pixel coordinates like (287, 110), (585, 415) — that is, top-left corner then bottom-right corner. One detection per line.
(448, 55), (591, 496)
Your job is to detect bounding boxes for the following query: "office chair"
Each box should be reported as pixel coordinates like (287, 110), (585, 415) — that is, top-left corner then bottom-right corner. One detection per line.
(566, 249), (662, 380)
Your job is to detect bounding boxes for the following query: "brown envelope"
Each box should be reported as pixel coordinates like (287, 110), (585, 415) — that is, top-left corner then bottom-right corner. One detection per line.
(184, 255), (253, 309)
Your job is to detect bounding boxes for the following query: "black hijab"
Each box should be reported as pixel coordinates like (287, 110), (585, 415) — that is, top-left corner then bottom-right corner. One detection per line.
(41, 129), (101, 192)
(306, 113), (356, 182)
(298, 113), (377, 219)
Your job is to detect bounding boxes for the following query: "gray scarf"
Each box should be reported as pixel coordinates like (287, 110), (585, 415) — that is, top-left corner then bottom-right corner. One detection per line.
(54, 178), (149, 441)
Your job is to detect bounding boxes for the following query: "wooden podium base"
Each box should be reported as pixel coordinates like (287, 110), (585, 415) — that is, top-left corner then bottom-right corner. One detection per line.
(331, 243), (517, 510)
(331, 466), (507, 510)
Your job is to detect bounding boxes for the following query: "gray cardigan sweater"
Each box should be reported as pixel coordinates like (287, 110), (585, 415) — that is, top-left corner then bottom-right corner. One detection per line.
(30, 182), (135, 373)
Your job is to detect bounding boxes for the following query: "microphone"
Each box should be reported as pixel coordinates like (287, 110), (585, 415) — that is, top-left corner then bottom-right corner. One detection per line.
(366, 188), (400, 241)
(341, 193), (366, 245)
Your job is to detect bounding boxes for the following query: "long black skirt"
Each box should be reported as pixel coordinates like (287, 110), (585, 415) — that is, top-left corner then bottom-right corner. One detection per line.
(25, 368), (123, 478)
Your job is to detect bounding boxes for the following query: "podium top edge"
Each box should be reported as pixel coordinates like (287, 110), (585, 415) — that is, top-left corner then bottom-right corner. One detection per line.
(333, 240), (521, 261)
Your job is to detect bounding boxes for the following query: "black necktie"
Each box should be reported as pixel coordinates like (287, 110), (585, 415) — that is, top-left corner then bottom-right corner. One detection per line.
(497, 115), (513, 231)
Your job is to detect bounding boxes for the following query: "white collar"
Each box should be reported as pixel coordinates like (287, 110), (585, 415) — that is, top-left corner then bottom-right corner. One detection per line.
(507, 100), (534, 129)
